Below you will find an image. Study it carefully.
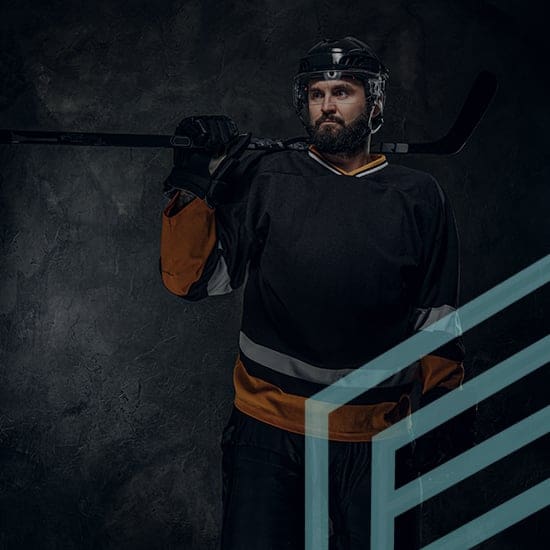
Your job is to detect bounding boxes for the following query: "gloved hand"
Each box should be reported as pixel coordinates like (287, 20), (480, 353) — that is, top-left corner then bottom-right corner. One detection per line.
(163, 115), (251, 208)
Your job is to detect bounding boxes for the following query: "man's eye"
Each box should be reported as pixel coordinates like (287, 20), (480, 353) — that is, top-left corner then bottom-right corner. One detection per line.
(310, 91), (323, 99)
(335, 89), (349, 98)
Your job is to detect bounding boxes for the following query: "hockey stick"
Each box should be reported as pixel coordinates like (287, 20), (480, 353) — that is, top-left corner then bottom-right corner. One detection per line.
(371, 70), (498, 155)
(0, 72), (497, 155)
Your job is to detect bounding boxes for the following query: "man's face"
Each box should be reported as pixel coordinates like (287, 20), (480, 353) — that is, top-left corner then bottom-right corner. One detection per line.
(306, 77), (373, 155)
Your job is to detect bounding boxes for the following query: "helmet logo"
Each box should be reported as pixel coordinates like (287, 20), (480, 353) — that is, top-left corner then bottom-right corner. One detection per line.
(325, 70), (341, 80)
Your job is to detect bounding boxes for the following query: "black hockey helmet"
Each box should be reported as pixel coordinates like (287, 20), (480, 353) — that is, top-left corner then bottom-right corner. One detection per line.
(293, 36), (389, 133)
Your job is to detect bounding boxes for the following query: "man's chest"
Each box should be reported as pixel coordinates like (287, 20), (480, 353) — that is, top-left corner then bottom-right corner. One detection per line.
(254, 175), (424, 303)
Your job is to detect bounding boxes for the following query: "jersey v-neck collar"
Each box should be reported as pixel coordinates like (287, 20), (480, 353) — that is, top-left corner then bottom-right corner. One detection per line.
(307, 145), (388, 177)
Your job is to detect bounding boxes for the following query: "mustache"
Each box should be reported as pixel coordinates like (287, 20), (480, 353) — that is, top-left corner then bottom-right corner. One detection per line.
(315, 115), (345, 128)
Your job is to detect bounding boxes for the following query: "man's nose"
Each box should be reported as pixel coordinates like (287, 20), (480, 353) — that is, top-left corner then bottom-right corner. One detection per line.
(321, 96), (337, 112)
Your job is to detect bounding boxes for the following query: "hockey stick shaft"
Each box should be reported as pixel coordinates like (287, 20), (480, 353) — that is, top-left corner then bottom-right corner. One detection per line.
(0, 128), (306, 151)
(0, 129), (190, 148)
(0, 72), (497, 155)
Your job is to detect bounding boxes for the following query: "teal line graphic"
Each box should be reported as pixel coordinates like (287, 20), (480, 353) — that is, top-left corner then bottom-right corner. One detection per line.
(421, 478), (550, 550)
(373, 403), (549, 548)
(304, 254), (549, 550)
(372, 337), (549, 518)
(383, 350), (549, 511)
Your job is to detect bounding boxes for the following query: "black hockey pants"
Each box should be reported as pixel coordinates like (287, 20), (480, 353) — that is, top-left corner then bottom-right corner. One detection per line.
(220, 406), (419, 550)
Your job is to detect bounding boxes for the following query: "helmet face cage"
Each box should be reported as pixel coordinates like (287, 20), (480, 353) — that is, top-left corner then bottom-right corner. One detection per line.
(293, 70), (387, 134)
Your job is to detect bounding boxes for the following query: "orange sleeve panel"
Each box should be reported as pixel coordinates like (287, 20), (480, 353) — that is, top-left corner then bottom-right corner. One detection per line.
(420, 354), (465, 395)
(160, 192), (217, 296)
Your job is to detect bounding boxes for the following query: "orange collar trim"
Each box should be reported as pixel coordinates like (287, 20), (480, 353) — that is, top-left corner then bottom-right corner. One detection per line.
(308, 145), (388, 177)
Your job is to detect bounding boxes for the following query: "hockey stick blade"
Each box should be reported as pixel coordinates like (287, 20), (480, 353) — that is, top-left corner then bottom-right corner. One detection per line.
(372, 71), (498, 155)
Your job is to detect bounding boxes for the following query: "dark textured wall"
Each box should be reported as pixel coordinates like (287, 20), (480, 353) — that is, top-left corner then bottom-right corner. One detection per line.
(1, 1), (548, 548)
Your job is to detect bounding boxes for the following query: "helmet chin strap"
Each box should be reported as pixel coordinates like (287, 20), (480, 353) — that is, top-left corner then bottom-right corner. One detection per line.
(353, 101), (378, 154)
(365, 102), (377, 153)
(367, 97), (384, 136)
(363, 133), (372, 155)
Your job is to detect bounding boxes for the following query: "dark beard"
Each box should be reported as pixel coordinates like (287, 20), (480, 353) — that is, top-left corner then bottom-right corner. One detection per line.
(307, 110), (371, 156)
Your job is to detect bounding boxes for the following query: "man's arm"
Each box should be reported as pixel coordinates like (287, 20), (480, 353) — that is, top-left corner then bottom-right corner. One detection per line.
(159, 117), (258, 301)
(408, 178), (474, 472)
(159, 190), (221, 301)
(412, 179), (465, 405)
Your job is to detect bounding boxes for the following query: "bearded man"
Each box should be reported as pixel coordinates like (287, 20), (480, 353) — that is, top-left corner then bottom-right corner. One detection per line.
(159, 36), (465, 549)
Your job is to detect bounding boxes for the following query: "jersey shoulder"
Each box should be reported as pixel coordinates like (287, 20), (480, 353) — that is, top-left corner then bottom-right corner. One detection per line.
(380, 163), (445, 207)
(245, 149), (313, 176)
(230, 149), (305, 180)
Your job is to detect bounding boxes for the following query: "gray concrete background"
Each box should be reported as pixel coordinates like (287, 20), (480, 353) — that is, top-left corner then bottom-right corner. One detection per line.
(0, 0), (548, 548)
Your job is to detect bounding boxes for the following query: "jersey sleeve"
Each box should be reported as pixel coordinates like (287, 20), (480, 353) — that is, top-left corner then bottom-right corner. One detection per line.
(159, 154), (262, 302)
(411, 179), (466, 405)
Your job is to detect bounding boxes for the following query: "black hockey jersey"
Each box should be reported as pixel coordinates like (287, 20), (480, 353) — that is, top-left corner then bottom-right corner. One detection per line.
(160, 147), (464, 441)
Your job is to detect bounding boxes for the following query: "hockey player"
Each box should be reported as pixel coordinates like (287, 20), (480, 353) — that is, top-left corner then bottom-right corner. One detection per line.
(160, 36), (465, 550)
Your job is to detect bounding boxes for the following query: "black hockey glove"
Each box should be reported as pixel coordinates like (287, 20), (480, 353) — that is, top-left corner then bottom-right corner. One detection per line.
(163, 115), (251, 208)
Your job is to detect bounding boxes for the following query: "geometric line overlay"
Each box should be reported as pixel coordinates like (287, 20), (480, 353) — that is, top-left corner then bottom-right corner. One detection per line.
(392, 406), (549, 515)
(422, 478), (550, 550)
(371, 339), (549, 548)
(305, 254), (550, 550)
